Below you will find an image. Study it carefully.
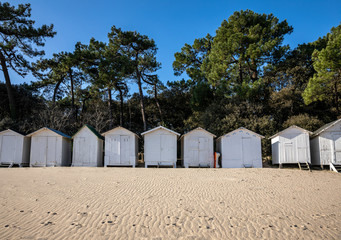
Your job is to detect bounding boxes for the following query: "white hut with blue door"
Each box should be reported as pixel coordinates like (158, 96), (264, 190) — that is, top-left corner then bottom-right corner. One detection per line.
(217, 127), (264, 168)
(270, 125), (311, 165)
(28, 127), (72, 167)
(310, 119), (341, 168)
(0, 129), (31, 167)
(102, 126), (138, 167)
(72, 124), (104, 167)
(142, 126), (180, 168)
(181, 127), (216, 168)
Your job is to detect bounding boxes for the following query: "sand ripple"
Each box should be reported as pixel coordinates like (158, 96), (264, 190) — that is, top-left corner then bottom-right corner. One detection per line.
(0, 168), (340, 239)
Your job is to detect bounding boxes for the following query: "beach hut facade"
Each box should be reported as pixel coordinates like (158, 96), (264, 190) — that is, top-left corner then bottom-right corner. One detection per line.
(217, 127), (264, 168)
(102, 127), (138, 167)
(181, 127), (216, 168)
(270, 125), (311, 165)
(310, 119), (341, 166)
(28, 127), (71, 167)
(0, 129), (31, 167)
(142, 126), (180, 168)
(72, 125), (104, 167)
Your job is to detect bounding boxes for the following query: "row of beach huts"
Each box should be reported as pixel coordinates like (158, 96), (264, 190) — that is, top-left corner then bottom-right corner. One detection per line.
(0, 119), (341, 171)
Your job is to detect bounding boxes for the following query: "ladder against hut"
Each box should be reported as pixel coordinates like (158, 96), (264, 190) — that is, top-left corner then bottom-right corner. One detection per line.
(330, 163), (341, 173)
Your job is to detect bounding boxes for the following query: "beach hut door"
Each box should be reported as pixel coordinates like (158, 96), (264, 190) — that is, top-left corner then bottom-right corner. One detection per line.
(297, 135), (308, 163)
(160, 134), (174, 163)
(46, 137), (57, 165)
(120, 135), (130, 164)
(242, 137), (252, 166)
(35, 137), (48, 165)
(284, 142), (294, 163)
(76, 137), (88, 165)
(0, 135), (16, 163)
(333, 133), (341, 164)
(198, 138), (209, 165)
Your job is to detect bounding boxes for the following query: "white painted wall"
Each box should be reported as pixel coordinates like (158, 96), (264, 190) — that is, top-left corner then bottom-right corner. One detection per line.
(73, 127), (103, 167)
(311, 121), (341, 165)
(103, 127), (138, 167)
(219, 129), (262, 168)
(181, 129), (214, 168)
(0, 130), (31, 166)
(271, 136), (280, 164)
(271, 128), (311, 164)
(30, 129), (71, 167)
(144, 128), (177, 167)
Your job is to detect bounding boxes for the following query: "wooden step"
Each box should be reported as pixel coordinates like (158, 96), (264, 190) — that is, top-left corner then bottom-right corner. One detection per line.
(298, 162), (311, 171)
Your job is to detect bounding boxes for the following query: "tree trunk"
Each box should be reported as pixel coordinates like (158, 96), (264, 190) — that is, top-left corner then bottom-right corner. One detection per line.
(68, 68), (76, 119)
(52, 78), (63, 104)
(136, 69), (147, 131)
(108, 88), (113, 129)
(118, 88), (124, 126)
(154, 84), (163, 122)
(238, 60), (243, 84)
(128, 101), (132, 130)
(0, 51), (16, 119)
(334, 79), (339, 114)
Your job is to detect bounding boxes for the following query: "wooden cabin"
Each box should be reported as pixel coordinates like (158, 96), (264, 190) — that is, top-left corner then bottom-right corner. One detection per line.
(141, 126), (180, 168)
(270, 125), (311, 165)
(102, 126), (138, 167)
(72, 125), (104, 167)
(28, 127), (72, 167)
(310, 119), (341, 167)
(181, 127), (216, 168)
(217, 127), (264, 168)
(0, 129), (31, 167)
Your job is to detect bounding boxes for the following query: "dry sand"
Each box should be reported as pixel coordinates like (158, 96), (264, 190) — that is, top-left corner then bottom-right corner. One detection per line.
(0, 167), (340, 240)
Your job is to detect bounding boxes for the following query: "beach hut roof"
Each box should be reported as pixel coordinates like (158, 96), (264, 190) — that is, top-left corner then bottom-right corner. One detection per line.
(0, 129), (25, 136)
(72, 124), (104, 140)
(312, 119), (341, 137)
(180, 127), (216, 139)
(269, 125), (312, 139)
(27, 127), (71, 138)
(101, 126), (139, 138)
(141, 126), (180, 137)
(217, 127), (264, 140)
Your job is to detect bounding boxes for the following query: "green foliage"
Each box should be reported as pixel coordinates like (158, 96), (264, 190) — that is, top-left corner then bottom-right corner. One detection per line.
(0, 2), (55, 119)
(0, 2), (56, 75)
(173, 34), (213, 83)
(282, 114), (324, 132)
(203, 10), (292, 100)
(303, 24), (341, 113)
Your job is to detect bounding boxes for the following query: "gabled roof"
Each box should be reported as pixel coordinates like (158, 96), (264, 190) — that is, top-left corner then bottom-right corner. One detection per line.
(101, 126), (139, 138)
(73, 124), (104, 140)
(218, 127), (264, 140)
(312, 118), (341, 137)
(0, 129), (25, 137)
(180, 127), (216, 139)
(269, 125), (312, 139)
(141, 126), (180, 137)
(27, 127), (71, 138)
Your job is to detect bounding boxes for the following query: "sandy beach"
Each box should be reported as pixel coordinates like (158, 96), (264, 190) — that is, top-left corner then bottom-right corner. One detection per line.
(0, 168), (340, 239)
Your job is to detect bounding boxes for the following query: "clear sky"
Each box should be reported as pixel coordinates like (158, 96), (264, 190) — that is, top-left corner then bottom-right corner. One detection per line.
(7, 0), (341, 93)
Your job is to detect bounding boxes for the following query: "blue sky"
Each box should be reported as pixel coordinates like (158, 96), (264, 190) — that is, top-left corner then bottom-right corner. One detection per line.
(7, 0), (341, 93)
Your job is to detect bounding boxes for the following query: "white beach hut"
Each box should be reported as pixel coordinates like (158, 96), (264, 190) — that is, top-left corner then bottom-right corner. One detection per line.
(141, 126), (180, 168)
(0, 129), (31, 167)
(310, 119), (341, 167)
(217, 127), (264, 168)
(72, 124), (104, 167)
(28, 127), (72, 167)
(181, 127), (216, 168)
(270, 125), (311, 165)
(102, 126), (138, 167)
